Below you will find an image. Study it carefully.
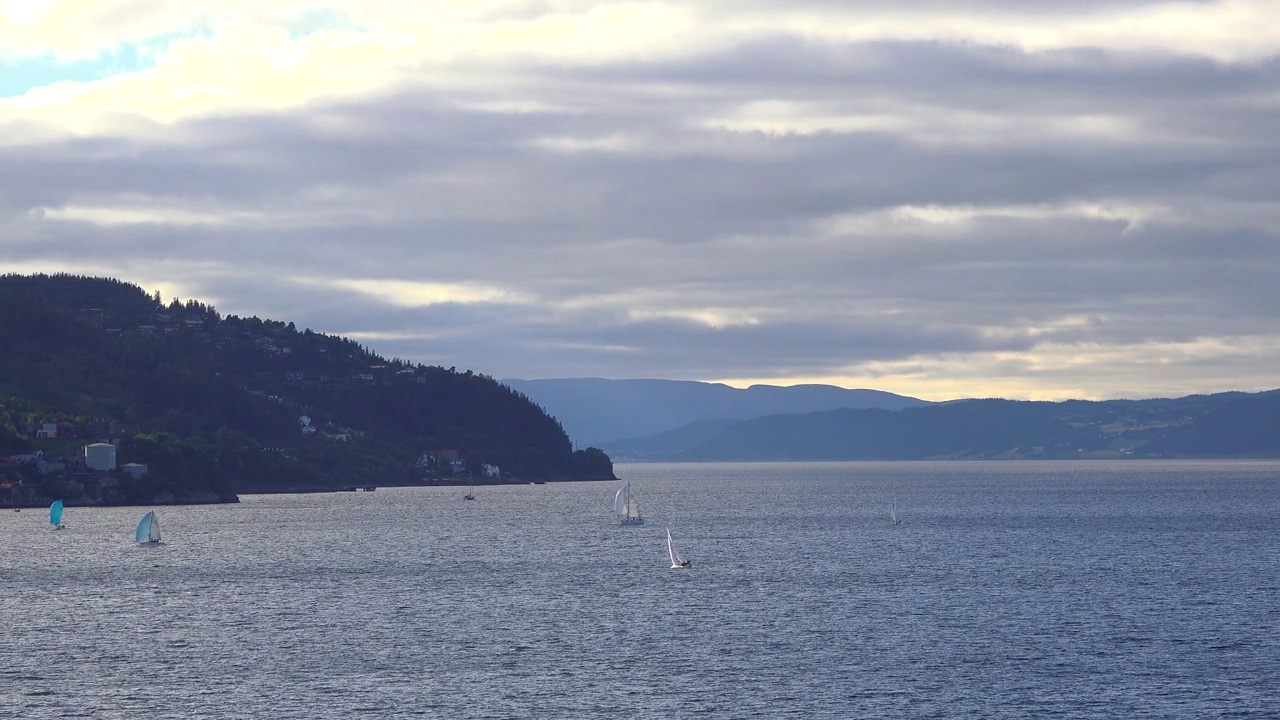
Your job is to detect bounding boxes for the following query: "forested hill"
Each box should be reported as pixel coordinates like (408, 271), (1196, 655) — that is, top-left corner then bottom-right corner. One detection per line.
(0, 274), (614, 507)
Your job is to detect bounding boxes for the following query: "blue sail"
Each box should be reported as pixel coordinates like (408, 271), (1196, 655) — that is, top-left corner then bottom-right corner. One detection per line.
(136, 511), (154, 543)
(49, 500), (64, 527)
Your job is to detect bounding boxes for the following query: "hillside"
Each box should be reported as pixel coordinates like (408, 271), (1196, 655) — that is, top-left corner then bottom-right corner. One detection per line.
(0, 274), (615, 507)
(603, 392), (1280, 461)
(503, 377), (928, 446)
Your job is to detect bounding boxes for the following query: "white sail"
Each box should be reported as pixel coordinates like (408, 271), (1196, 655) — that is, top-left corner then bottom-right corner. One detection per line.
(891, 497), (900, 525)
(615, 482), (643, 524)
(613, 483), (629, 516)
(667, 527), (690, 568)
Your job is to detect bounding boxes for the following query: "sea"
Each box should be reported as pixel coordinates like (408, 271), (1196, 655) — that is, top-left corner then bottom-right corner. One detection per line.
(2, 460), (1278, 719)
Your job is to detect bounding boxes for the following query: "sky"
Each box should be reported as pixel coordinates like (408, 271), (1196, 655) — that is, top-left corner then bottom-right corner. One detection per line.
(3, 1), (1280, 402)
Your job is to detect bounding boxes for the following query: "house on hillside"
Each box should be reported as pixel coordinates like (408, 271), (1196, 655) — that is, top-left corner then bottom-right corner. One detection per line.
(419, 449), (459, 468)
(79, 424), (128, 444)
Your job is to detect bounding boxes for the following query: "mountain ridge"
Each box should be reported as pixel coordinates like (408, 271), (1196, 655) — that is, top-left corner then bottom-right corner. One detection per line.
(502, 377), (928, 446)
(599, 391), (1280, 461)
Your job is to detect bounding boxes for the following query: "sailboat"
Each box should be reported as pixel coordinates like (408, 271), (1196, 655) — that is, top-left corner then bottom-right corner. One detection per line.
(49, 500), (66, 530)
(136, 511), (161, 544)
(891, 496), (901, 525)
(613, 481), (644, 525)
(464, 474), (475, 501)
(667, 527), (692, 568)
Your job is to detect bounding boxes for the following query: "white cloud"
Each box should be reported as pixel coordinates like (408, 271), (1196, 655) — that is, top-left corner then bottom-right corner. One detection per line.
(717, 335), (1280, 401)
(4, 27), (412, 130)
(704, 100), (909, 136)
(814, 201), (1171, 238)
(39, 202), (259, 226)
(627, 307), (763, 329)
(318, 278), (527, 307)
(531, 133), (647, 154)
(713, 0), (1280, 61)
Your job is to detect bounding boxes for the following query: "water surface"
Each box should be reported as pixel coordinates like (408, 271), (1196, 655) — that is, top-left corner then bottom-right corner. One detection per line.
(3, 461), (1277, 718)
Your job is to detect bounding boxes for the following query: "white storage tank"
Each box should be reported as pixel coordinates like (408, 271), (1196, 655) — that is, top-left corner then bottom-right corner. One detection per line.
(84, 442), (117, 471)
(121, 462), (148, 478)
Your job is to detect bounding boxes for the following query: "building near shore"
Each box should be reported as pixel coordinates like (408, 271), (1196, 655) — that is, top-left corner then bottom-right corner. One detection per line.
(121, 463), (148, 478)
(84, 443), (117, 471)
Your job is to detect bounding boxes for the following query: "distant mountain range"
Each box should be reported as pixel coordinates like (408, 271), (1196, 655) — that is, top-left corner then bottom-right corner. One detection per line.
(502, 378), (928, 447)
(507, 378), (1280, 461)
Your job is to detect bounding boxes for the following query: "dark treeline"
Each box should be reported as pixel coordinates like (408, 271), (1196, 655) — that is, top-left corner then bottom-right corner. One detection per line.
(0, 273), (614, 506)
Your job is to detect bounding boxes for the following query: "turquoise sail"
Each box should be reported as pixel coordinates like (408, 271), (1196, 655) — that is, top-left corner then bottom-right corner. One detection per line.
(136, 511), (156, 543)
(49, 500), (64, 527)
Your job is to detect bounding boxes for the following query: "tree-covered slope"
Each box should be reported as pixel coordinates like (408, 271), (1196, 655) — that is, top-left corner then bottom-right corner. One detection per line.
(0, 273), (614, 506)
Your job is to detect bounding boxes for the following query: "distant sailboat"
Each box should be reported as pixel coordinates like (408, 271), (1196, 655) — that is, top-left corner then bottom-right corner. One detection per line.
(614, 482), (643, 525)
(49, 500), (66, 530)
(464, 474), (475, 501)
(136, 511), (161, 544)
(667, 527), (691, 569)
(891, 496), (901, 525)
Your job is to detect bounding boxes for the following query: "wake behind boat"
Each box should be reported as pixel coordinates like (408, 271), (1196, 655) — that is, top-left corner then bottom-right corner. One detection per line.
(667, 527), (691, 569)
(614, 481), (643, 525)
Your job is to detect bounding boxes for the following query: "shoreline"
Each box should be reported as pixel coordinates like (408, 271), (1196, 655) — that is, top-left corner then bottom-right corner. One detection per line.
(1, 475), (618, 509)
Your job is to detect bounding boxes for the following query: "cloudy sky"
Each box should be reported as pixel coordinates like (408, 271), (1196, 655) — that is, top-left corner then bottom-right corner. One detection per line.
(3, 1), (1279, 401)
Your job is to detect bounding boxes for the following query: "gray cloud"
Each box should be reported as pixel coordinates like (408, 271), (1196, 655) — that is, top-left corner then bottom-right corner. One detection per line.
(4, 19), (1280, 399)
